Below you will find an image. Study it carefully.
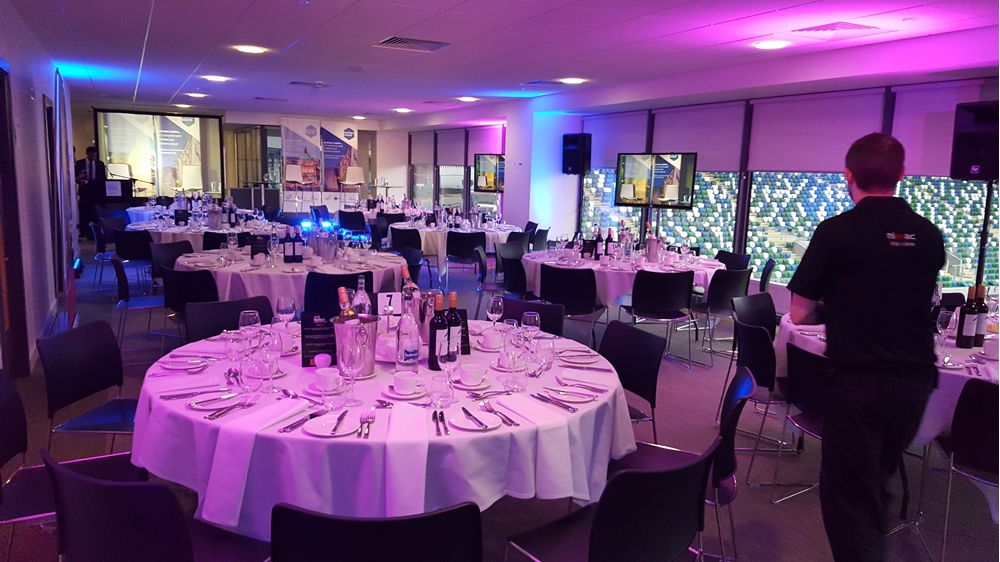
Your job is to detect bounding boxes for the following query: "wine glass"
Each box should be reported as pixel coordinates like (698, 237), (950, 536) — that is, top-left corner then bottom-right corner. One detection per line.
(224, 330), (245, 364)
(536, 339), (555, 371)
(935, 309), (958, 356)
(260, 328), (283, 394)
(267, 235), (279, 268)
(276, 297), (296, 329)
(429, 374), (453, 409)
(487, 296), (504, 331)
(521, 312), (541, 356)
(339, 340), (365, 408)
(437, 340), (461, 402)
(239, 310), (261, 341)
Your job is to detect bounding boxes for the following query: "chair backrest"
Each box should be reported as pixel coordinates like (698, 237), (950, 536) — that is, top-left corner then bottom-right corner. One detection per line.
(110, 258), (133, 303)
(599, 321), (666, 407)
(378, 212), (406, 225)
(949, 378), (999, 472)
(338, 210), (367, 232)
(759, 258), (777, 293)
(150, 241), (193, 281)
(524, 221), (538, 236)
(714, 367), (756, 486)
(631, 270), (694, 316)
(40, 449), (195, 562)
(270, 501), (482, 562)
(374, 217), (390, 237)
(159, 267), (220, 316)
(473, 246), (489, 284)
(112, 228), (153, 261)
(390, 226), (422, 253)
(588, 437), (722, 562)
(185, 296), (275, 343)
(500, 256), (528, 295)
(0, 370), (28, 468)
(732, 319), (776, 391)
(731, 293), (776, 340)
(705, 268), (752, 313)
(715, 250), (751, 270)
(531, 228), (548, 251)
(496, 241), (525, 261)
(304, 271), (374, 318)
(89, 221), (107, 254)
(505, 231), (532, 254)
(499, 297), (565, 336)
(36, 321), (124, 419)
(785, 343), (831, 416)
(310, 205), (330, 222)
(155, 196), (172, 207)
(446, 231), (486, 263)
(539, 265), (599, 316)
(99, 217), (126, 247)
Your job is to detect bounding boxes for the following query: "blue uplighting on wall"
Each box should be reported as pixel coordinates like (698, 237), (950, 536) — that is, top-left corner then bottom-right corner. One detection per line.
(53, 61), (135, 82)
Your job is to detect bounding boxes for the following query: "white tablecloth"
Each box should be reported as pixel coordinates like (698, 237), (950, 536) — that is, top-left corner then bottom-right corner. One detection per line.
(132, 320), (636, 539)
(174, 251), (405, 307)
(126, 207), (157, 224)
(364, 210), (406, 222)
(388, 225), (519, 277)
(522, 252), (724, 306)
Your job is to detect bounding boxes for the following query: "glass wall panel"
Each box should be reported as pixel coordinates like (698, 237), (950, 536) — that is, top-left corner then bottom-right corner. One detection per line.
(411, 164), (434, 209)
(580, 168), (644, 239)
(652, 172), (738, 255)
(439, 165), (465, 209)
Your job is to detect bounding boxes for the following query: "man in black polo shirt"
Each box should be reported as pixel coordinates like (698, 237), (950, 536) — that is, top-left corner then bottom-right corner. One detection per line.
(788, 133), (944, 562)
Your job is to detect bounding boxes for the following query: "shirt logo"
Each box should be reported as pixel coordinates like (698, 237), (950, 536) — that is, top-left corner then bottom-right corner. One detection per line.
(886, 232), (916, 247)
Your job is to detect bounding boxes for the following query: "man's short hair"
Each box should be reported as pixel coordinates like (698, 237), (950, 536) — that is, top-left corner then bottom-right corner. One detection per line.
(86, 146), (98, 155)
(845, 133), (904, 193)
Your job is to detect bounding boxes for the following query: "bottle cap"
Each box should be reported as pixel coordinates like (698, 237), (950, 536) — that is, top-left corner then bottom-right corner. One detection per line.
(449, 292), (458, 308)
(435, 294), (444, 310)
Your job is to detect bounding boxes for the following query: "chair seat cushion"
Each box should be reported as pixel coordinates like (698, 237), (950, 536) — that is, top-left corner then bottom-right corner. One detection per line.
(621, 306), (688, 322)
(479, 282), (505, 292)
(935, 435), (1000, 485)
(609, 442), (699, 475)
(628, 404), (652, 423)
(53, 398), (137, 433)
(117, 295), (165, 311)
(507, 503), (597, 562)
(789, 412), (823, 440)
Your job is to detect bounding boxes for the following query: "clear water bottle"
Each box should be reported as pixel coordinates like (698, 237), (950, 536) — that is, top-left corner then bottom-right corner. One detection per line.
(351, 275), (372, 315)
(395, 294), (421, 373)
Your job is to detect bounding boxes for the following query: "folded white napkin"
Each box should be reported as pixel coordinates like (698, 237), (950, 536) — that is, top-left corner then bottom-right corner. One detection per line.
(384, 406), (430, 516)
(497, 394), (573, 496)
(201, 399), (309, 527)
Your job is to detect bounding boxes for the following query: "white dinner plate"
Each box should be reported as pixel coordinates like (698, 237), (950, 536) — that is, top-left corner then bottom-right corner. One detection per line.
(452, 377), (491, 391)
(302, 416), (359, 438)
(473, 341), (501, 353)
(303, 383), (346, 397)
(448, 411), (502, 432)
(383, 385), (428, 400)
(544, 390), (596, 403)
(158, 360), (207, 370)
(490, 360), (525, 373)
(557, 354), (600, 365)
(194, 262), (220, 269)
(186, 391), (242, 410)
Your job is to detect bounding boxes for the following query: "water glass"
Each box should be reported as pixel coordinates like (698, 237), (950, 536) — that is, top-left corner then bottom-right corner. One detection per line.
(260, 328), (283, 394)
(276, 297), (296, 328)
(239, 310), (261, 340)
(239, 354), (263, 393)
(339, 341), (365, 407)
(437, 340), (460, 389)
(224, 330), (245, 363)
(935, 310), (957, 355)
(429, 374), (453, 408)
(487, 296), (504, 330)
(521, 312), (541, 356)
(535, 339), (555, 371)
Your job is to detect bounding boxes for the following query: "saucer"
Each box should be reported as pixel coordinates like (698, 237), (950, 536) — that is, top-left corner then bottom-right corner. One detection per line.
(452, 377), (491, 391)
(473, 341), (501, 353)
(448, 411), (502, 432)
(979, 350), (999, 361)
(383, 386), (428, 400)
(490, 360), (526, 373)
(303, 382), (346, 397)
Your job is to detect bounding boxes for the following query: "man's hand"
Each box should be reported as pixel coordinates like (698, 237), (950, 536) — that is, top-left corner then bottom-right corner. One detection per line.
(790, 294), (823, 325)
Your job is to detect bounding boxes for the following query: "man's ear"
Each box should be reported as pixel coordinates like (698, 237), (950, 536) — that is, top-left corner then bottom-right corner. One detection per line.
(843, 167), (855, 186)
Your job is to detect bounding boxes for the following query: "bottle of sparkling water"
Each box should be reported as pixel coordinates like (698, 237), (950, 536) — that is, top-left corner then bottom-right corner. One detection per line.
(395, 293), (421, 373)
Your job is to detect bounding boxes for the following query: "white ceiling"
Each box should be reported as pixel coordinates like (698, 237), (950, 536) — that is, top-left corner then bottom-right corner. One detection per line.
(11, 0), (998, 120)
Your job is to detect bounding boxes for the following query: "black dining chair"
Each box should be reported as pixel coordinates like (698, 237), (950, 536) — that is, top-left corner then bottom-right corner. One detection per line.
(390, 226), (436, 277)
(474, 246), (506, 320)
(112, 228), (153, 292)
(499, 297), (564, 336)
(40, 449), (267, 562)
(506, 437), (721, 562)
(758, 258), (777, 293)
(271, 502), (482, 562)
(184, 296), (275, 343)
(620, 270), (695, 370)
(609, 367), (756, 561)
(531, 228), (549, 252)
(100, 216), (126, 246)
(202, 230), (250, 251)
(716, 293), (777, 420)
(89, 221), (115, 292)
(159, 266), (219, 348)
(310, 205), (331, 223)
(378, 211), (406, 225)
(373, 217), (390, 250)
(600, 320), (667, 443)
(505, 231), (532, 255)
(715, 250), (751, 270)
(690, 268), (752, 366)
(304, 271), (374, 318)
(400, 246), (433, 288)
(338, 210), (368, 232)
(111, 257), (164, 347)
(524, 220), (538, 237)
(149, 240), (193, 293)
(445, 231), (486, 292)
(35, 321), (137, 455)
(540, 264), (606, 348)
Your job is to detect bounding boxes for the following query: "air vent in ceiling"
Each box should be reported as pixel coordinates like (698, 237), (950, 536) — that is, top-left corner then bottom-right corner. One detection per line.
(97, 93), (135, 100)
(288, 81), (329, 89)
(374, 37), (450, 53)
(254, 96), (288, 102)
(520, 79), (563, 86)
(792, 21), (880, 33)
(422, 100), (450, 105)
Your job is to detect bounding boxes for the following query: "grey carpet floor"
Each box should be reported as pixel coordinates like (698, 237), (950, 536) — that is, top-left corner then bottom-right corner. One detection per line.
(1, 242), (996, 561)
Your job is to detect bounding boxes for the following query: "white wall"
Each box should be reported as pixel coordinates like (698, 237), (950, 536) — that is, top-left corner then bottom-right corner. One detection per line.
(529, 113), (582, 237)
(0, 0), (60, 368)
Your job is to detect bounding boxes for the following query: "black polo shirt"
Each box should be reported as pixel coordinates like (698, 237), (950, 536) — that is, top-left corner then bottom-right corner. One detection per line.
(787, 196), (945, 385)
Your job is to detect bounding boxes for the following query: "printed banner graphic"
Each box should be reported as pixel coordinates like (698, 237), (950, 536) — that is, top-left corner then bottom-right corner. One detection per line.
(320, 121), (359, 192)
(281, 118), (324, 192)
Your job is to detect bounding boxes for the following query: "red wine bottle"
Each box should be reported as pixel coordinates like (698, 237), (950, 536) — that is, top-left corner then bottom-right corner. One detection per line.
(956, 286), (978, 349)
(427, 295), (447, 371)
(974, 285), (988, 347)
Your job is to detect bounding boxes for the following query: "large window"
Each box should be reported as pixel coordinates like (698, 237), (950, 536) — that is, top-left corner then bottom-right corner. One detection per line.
(411, 164), (434, 209)
(580, 168), (644, 239)
(653, 172), (738, 256)
(438, 165), (465, 209)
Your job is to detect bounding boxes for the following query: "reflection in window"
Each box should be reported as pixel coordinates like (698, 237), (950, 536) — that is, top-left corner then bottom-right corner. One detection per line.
(411, 164), (433, 210)
(439, 165), (465, 210)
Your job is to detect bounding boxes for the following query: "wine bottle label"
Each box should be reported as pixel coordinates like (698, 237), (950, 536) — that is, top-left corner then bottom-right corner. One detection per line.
(448, 326), (462, 346)
(961, 314), (978, 337)
(976, 312), (988, 336)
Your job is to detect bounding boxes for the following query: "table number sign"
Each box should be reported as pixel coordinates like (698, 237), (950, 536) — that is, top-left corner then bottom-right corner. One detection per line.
(456, 309), (472, 355)
(174, 209), (190, 226)
(301, 311), (338, 367)
(249, 234), (270, 258)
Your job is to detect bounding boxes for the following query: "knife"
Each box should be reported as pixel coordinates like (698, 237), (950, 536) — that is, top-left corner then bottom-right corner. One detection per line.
(441, 410), (451, 435)
(461, 407), (489, 430)
(432, 410), (442, 436)
(558, 364), (613, 373)
(279, 410), (325, 433)
(542, 387), (595, 399)
(169, 353), (223, 360)
(160, 387), (230, 400)
(189, 392), (239, 406)
(530, 393), (578, 413)
(327, 410), (350, 435)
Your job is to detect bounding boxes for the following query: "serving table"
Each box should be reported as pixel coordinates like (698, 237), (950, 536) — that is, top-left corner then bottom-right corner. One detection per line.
(387, 224), (520, 276)
(521, 252), (725, 306)
(131, 320), (636, 539)
(173, 251), (405, 307)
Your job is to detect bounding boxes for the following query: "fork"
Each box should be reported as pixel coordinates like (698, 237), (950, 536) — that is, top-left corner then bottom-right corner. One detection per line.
(481, 400), (519, 427)
(206, 394), (259, 420)
(555, 376), (608, 394)
(467, 390), (514, 399)
(364, 407), (376, 439)
(149, 364), (210, 377)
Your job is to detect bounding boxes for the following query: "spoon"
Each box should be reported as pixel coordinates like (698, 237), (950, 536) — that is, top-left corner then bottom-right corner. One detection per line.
(375, 399), (394, 409)
(281, 388), (323, 407)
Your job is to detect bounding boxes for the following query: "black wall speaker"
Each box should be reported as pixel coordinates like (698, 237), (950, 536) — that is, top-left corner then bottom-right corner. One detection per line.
(562, 133), (591, 175)
(950, 101), (998, 182)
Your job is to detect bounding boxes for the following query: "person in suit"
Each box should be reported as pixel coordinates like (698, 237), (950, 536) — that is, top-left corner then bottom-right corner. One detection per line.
(75, 146), (106, 238)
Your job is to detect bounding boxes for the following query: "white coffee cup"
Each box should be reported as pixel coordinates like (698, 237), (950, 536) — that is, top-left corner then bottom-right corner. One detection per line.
(242, 245), (251, 255)
(599, 255), (611, 266)
(984, 336), (1000, 360)
(459, 364), (486, 386)
(633, 256), (645, 268)
(482, 329), (502, 349)
(393, 371), (422, 395)
(498, 352), (512, 368)
(302, 246), (314, 259)
(251, 254), (265, 267)
(315, 367), (342, 391)
(310, 256), (323, 267)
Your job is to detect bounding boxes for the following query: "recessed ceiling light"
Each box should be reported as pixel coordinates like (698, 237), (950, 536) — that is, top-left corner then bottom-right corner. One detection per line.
(186, 93), (207, 98)
(559, 78), (586, 85)
(203, 75), (230, 82)
(352, 115), (366, 120)
(753, 40), (791, 50)
(457, 96), (479, 102)
(902, 17), (918, 23)
(175, 104), (192, 108)
(235, 45), (267, 54)
(393, 108), (413, 113)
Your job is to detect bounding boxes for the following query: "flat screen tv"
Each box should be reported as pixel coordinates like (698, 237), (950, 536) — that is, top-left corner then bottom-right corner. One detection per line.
(474, 154), (504, 192)
(615, 152), (697, 208)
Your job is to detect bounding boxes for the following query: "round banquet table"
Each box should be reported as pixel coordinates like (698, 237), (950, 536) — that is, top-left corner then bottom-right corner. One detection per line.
(173, 251), (406, 307)
(126, 223), (260, 253)
(522, 252), (725, 306)
(126, 206), (157, 224)
(131, 320), (637, 539)
(387, 224), (520, 277)
(773, 314), (999, 520)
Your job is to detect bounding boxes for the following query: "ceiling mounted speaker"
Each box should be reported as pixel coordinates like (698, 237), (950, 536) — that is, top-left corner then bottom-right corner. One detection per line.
(950, 101), (998, 182)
